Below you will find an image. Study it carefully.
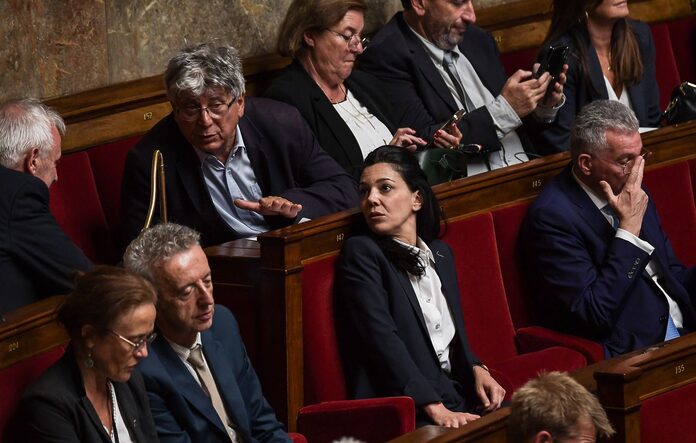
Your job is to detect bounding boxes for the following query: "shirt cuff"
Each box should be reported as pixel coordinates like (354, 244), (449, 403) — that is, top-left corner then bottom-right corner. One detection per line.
(487, 95), (523, 138)
(616, 228), (655, 255)
(534, 93), (566, 123)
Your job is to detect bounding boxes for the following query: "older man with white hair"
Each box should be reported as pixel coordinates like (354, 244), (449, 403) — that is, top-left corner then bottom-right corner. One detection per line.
(0, 98), (90, 313)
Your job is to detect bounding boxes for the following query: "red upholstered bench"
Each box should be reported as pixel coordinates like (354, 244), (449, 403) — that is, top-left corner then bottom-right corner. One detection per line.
(0, 345), (66, 438)
(666, 15), (696, 83)
(50, 135), (141, 264)
(298, 256), (415, 443)
(643, 161), (696, 267)
(442, 213), (587, 395)
(650, 22), (682, 110)
(499, 47), (537, 78)
(640, 380), (696, 442)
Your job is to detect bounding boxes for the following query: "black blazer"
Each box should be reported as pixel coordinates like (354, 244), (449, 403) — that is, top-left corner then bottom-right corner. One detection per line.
(6, 348), (158, 443)
(358, 12), (534, 152)
(534, 20), (661, 154)
(264, 59), (398, 179)
(0, 166), (91, 314)
(121, 97), (359, 247)
(335, 235), (481, 426)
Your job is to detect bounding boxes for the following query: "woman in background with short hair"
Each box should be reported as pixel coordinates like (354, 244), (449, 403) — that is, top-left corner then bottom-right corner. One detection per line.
(265, 0), (461, 178)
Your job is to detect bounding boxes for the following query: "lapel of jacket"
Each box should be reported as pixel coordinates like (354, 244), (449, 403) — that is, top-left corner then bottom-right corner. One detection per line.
(391, 259), (431, 338)
(559, 165), (615, 243)
(112, 382), (148, 442)
(627, 83), (648, 123)
(237, 112), (272, 197)
(152, 334), (230, 437)
(396, 13), (459, 113)
(585, 42), (610, 100)
(200, 328), (252, 441)
(429, 241), (466, 334)
(346, 74), (397, 133)
(293, 63), (364, 169)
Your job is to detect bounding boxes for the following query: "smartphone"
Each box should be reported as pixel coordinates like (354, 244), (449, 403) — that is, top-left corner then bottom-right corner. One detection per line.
(426, 109), (466, 149)
(535, 44), (569, 81)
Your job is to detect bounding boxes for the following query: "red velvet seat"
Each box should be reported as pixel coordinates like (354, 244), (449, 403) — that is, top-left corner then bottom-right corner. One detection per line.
(0, 345), (66, 438)
(298, 256), (415, 443)
(87, 136), (141, 239)
(442, 213), (587, 396)
(50, 152), (116, 264)
(492, 204), (606, 363)
(666, 15), (696, 83)
(499, 47), (538, 78)
(643, 161), (696, 267)
(650, 23), (682, 110)
(640, 380), (696, 442)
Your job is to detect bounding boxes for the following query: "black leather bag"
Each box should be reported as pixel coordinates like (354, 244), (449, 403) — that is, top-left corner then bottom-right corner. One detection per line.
(663, 82), (696, 125)
(415, 148), (467, 186)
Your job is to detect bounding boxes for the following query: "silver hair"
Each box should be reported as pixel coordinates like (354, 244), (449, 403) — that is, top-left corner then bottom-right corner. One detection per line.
(123, 223), (201, 282)
(165, 42), (246, 104)
(0, 98), (65, 168)
(570, 100), (639, 160)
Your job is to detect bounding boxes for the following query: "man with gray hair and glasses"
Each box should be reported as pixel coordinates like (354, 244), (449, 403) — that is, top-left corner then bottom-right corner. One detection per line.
(121, 42), (358, 248)
(520, 100), (696, 357)
(124, 222), (291, 443)
(0, 98), (91, 313)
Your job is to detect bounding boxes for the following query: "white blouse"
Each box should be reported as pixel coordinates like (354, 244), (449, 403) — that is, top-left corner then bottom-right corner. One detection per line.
(333, 89), (393, 160)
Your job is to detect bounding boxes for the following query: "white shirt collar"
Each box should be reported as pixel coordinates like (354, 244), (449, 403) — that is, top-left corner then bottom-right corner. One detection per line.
(165, 332), (203, 361)
(572, 167), (607, 211)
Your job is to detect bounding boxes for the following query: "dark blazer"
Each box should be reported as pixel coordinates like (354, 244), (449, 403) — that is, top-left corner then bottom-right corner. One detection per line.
(358, 12), (533, 152)
(0, 166), (91, 314)
(335, 235), (481, 426)
(121, 97), (358, 247)
(534, 20), (661, 154)
(137, 305), (290, 443)
(264, 59), (398, 179)
(519, 165), (696, 356)
(6, 347), (158, 443)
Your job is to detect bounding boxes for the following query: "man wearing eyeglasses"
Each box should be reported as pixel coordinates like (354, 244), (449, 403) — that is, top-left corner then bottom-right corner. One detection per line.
(121, 42), (358, 248)
(520, 100), (696, 357)
(358, 0), (566, 176)
(124, 222), (291, 443)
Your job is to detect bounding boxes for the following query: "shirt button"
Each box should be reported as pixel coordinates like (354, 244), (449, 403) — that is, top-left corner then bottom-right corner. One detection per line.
(435, 324), (440, 330)
(426, 298), (431, 303)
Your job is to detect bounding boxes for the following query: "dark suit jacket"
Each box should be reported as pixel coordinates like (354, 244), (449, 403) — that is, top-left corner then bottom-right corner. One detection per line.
(335, 235), (481, 426)
(519, 165), (696, 356)
(121, 97), (358, 247)
(358, 12), (533, 152)
(6, 347), (158, 443)
(264, 59), (398, 179)
(0, 166), (91, 314)
(534, 20), (660, 154)
(137, 305), (290, 443)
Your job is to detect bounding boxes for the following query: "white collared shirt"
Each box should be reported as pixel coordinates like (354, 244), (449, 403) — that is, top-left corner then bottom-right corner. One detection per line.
(334, 89), (393, 159)
(572, 170), (684, 327)
(396, 238), (456, 372)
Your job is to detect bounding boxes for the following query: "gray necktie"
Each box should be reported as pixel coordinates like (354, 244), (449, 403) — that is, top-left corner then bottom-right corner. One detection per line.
(188, 345), (239, 443)
(442, 51), (474, 113)
(601, 204), (619, 230)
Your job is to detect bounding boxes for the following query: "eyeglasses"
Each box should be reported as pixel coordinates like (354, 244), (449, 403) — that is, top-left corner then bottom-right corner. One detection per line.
(614, 148), (652, 175)
(325, 29), (369, 49)
(109, 330), (157, 354)
(176, 98), (235, 122)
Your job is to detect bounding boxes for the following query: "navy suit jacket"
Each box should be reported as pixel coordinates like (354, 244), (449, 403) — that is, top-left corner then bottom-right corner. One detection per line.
(358, 12), (534, 152)
(519, 165), (696, 356)
(121, 97), (358, 247)
(137, 305), (290, 443)
(265, 59), (398, 179)
(335, 235), (481, 426)
(0, 166), (91, 314)
(7, 347), (158, 443)
(534, 20), (660, 154)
